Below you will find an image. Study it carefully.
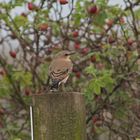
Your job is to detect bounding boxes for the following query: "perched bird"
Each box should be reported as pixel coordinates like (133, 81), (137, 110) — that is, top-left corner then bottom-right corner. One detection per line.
(48, 50), (74, 90)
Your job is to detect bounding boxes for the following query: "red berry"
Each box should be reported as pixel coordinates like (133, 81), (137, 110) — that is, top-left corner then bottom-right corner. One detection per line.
(108, 36), (115, 44)
(28, 2), (37, 11)
(95, 95), (102, 102)
(88, 5), (98, 14)
(90, 55), (96, 63)
(39, 23), (48, 31)
(105, 19), (114, 27)
(0, 69), (5, 76)
(24, 88), (31, 96)
(74, 43), (80, 49)
(9, 51), (16, 58)
(72, 31), (79, 38)
(28, 3), (33, 10)
(46, 47), (52, 55)
(59, 0), (68, 5)
(75, 71), (81, 78)
(0, 108), (5, 115)
(72, 67), (78, 73)
(21, 13), (27, 17)
(96, 63), (105, 70)
(81, 47), (89, 54)
(119, 17), (125, 24)
(92, 116), (98, 123)
(127, 38), (134, 45)
(11, 33), (16, 39)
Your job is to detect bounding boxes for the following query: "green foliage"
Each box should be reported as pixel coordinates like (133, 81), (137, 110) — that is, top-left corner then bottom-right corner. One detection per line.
(135, 9), (140, 19)
(85, 64), (114, 99)
(11, 0), (25, 7)
(12, 71), (32, 88)
(114, 106), (128, 120)
(0, 0), (140, 139)
(52, 22), (61, 36)
(94, 11), (107, 26)
(0, 76), (11, 97)
(35, 9), (49, 25)
(73, 1), (87, 26)
(14, 15), (28, 28)
(96, 0), (108, 7)
(39, 63), (49, 81)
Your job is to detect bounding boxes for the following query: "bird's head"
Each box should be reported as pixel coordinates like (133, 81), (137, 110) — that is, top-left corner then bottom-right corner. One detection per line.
(55, 50), (75, 59)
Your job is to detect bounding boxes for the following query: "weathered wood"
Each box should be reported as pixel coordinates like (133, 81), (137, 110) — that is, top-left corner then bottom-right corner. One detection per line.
(32, 92), (86, 140)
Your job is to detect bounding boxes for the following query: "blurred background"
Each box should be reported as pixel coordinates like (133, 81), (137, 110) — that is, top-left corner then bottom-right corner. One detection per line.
(0, 0), (140, 140)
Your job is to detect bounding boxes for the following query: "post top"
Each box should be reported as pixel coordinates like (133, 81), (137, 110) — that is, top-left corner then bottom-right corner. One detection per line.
(31, 92), (83, 97)
(31, 92), (84, 107)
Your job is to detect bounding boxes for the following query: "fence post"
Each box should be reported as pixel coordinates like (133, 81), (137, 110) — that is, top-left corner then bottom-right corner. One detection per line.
(32, 92), (86, 140)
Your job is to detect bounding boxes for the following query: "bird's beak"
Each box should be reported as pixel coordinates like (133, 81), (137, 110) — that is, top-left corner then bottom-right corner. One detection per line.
(68, 51), (75, 55)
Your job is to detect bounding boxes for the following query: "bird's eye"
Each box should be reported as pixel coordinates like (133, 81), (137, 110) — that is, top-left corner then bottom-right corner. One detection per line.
(65, 53), (68, 56)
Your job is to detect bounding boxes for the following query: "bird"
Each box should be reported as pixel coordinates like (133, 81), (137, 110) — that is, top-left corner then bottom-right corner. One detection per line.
(48, 50), (74, 91)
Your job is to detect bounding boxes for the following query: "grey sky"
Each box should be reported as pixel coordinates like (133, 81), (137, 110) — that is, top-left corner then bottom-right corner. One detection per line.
(0, 0), (125, 59)
(0, 0), (125, 17)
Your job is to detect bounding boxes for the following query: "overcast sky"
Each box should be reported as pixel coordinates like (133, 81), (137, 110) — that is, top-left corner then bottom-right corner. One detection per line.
(0, 0), (125, 4)
(0, 0), (125, 58)
(0, 0), (125, 17)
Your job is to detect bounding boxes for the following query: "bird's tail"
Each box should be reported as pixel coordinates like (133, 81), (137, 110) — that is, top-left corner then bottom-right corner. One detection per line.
(50, 80), (59, 90)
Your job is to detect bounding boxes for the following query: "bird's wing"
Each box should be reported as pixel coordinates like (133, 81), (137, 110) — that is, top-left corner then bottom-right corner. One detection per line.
(48, 58), (73, 81)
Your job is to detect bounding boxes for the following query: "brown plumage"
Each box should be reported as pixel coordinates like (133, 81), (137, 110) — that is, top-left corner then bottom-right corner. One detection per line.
(48, 50), (74, 90)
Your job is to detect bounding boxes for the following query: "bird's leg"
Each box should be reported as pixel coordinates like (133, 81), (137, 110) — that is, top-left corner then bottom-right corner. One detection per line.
(62, 83), (65, 92)
(59, 83), (66, 93)
(59, 84), (63, 92)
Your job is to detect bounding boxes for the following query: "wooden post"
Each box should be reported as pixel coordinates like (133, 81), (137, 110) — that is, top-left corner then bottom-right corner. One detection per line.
(32, 92), (86, 140)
